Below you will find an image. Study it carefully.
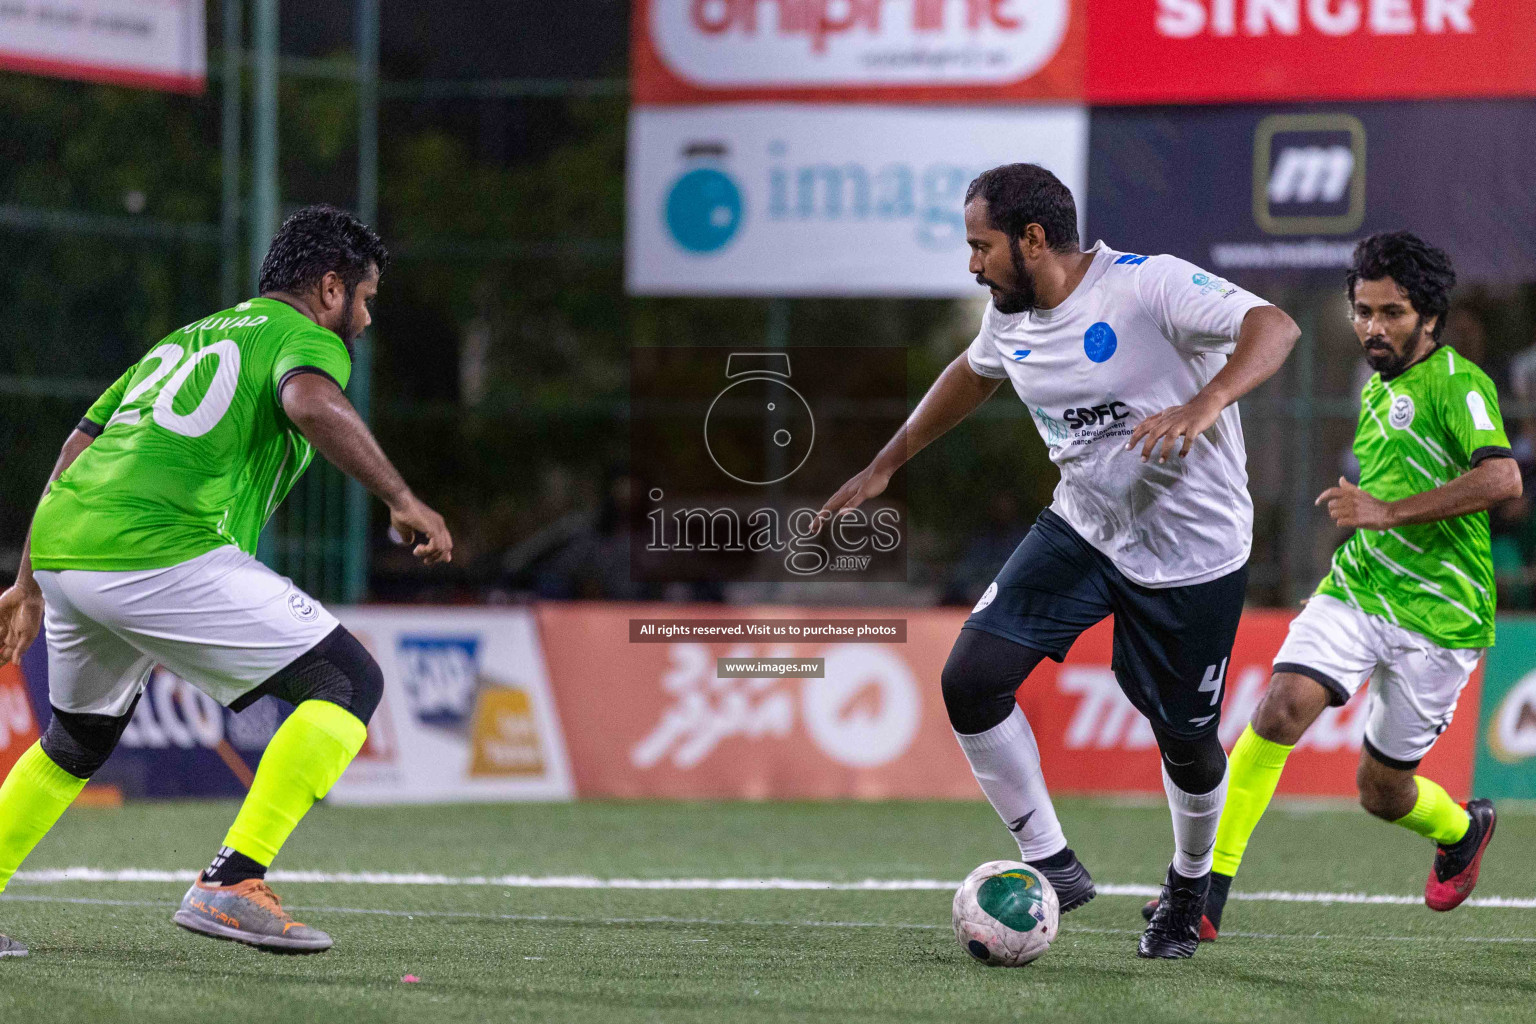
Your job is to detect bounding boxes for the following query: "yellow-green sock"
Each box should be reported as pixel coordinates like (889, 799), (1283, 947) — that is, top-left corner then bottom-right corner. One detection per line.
(1211, 725), (1295, 877)
(0, 743), (88, 894)
(1393, 776), (1470, 846)
(222, 700), (366, 866)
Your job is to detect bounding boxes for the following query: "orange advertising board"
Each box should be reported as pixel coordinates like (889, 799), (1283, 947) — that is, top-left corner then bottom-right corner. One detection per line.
(0, 662), (42, 778)
(538, 603), (978, 799)
(537, 604), (1480, 800)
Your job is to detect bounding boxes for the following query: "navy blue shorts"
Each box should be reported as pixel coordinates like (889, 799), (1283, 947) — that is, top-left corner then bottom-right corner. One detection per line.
(964, 508), (1249, 740)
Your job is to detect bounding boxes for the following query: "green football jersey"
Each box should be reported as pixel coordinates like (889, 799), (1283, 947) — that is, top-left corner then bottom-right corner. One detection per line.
(30, 298), (351, 571)
(1316, 345), (1510, 649)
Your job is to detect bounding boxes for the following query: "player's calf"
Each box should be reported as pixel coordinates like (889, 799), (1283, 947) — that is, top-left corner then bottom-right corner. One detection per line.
(179, 627), (379, 947)
(1356, 754), (1420, 822)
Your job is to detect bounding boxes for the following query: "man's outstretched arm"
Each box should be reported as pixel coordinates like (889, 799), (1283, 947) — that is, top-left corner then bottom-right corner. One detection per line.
(1317, 458), (1523, 530)
(818, 353), (1004, 527)
(280, 373), (453, 564)
(0, 428), (96, 664)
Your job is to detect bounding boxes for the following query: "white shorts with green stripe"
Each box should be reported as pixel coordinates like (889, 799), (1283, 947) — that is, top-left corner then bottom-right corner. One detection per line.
(1273, 594), (1483, 769)
(34, 545), (338, 717)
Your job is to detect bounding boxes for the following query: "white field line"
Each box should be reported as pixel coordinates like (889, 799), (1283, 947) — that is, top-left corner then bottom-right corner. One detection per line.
(8, 869), (1536, 910)
(2, 894), (1534, 945)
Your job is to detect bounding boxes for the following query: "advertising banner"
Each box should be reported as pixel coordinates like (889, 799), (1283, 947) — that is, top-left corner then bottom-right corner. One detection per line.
(1473, 617), (1536, 799)
(538, 604), (1479, 799)
(538, 603), (979, 799)
(0, 0), (206, 93)
(0, 662), (42, 779)
(15, 636), (286, 800)
(9, 601), (1488, 801)
(1022, 612), (1478, 797)
(327, 608), (575, 805)
(1087, 101), (1536, 282)
(1088, 0), (1536, 105)
(632, 0), (1084, 104)
(627, 104), (1088, 296)
(10, 607), (573, 804)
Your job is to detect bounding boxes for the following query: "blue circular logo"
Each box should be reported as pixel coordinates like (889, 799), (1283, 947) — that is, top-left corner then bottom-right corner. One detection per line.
(1084, 322), (1118, 363)
(665, 167), (743, 254)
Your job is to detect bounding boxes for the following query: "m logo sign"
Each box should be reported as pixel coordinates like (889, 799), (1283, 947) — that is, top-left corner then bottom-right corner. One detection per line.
(1252, 113), (1365, 236)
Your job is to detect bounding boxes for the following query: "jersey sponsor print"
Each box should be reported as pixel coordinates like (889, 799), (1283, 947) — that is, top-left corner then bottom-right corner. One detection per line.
(966, 243), (1270, 587)
(30, 298), (351, 571)
(1317, 345), (1510, 649)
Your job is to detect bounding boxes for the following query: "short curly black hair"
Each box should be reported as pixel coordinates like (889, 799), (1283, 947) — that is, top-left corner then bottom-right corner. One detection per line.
(964, 163), (1080, 254)
(258, 204), (388, 296)
(1346, 231), (1456, 340)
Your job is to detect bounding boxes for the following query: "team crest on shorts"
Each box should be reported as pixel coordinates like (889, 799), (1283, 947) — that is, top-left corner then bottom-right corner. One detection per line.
(973, 581), (999, 614)
(287, 592), (319, 623)
(1389, 394), (1415, 430)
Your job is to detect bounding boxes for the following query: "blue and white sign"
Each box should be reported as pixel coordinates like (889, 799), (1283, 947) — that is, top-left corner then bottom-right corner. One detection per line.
(627, 104), (1088, 297)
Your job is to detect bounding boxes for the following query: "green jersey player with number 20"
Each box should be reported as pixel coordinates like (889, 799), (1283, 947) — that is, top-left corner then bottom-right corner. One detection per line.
(1144, 232), (1519, 940)
(0, 206), (453, 958)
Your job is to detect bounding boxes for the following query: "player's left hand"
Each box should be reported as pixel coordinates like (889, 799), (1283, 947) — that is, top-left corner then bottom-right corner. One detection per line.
(1126, 394), (1223, 463)
(0, 583), (43, 666)
(1316, 476), (1397, 529)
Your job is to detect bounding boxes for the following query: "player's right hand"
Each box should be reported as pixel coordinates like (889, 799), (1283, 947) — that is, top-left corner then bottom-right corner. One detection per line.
(0, 583), (43, 666)
(388, 496), (454, 565)
(813, 464), (892, 536)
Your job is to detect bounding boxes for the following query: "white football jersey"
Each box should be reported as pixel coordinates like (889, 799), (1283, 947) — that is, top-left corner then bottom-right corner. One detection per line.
(966, 241), (1271, 588)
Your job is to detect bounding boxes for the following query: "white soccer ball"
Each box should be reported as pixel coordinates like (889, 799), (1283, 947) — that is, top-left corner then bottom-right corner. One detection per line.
(952, 859), (1059, 967)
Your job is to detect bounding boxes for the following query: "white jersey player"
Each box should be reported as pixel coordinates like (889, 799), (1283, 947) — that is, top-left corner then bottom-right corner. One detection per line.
(820, 163), (1300, 959)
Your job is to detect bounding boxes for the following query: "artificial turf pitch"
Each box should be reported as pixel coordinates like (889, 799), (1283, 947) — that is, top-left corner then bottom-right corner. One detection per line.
(2, 798), (1533, 1023)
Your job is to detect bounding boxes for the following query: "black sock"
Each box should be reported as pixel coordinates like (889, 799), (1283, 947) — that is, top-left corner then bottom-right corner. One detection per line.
(1205, 872), (1234, 930)
(204, 846), (267, 886)
(1035, 847), (1077, 871)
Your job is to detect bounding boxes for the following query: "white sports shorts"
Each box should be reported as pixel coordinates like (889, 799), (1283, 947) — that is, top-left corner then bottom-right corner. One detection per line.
(1273, 593), (1483, 768)
(33, 545), (338, 717)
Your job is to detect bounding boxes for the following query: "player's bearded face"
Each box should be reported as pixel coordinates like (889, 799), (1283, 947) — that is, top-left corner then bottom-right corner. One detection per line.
(337, 285), (362, 345)
(1361, 314), (1426, 377)
(976, 238), (1038, 315)
(335, 271), (377, 346)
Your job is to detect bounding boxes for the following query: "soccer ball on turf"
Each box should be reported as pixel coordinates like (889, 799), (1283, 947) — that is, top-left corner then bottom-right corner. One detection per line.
(952, 860), (1059, 967)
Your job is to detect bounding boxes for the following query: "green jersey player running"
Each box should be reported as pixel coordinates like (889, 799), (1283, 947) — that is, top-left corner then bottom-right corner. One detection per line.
(1144, 232), (1518, 940)
(0, 206), (453, 958)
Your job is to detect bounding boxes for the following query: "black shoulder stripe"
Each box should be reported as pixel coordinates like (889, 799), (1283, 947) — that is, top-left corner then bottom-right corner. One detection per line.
(1471, 445), (1515, 467)
(277, 366), (342, 398)
(76, 418), (105, 438)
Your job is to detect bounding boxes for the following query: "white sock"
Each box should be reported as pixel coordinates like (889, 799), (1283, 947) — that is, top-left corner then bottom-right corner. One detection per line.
(1162, 761), (1228, 878)
(954, 705), (1067, 862)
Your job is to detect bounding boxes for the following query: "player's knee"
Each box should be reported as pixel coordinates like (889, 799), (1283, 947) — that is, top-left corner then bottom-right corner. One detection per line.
(1155, 729), (1228, 794)
(322, 629), (383, 727)
(1253, 677), (1326, 745)
(39, 701), (137, 780)
(940, 628), (1042, 735)
(260, 626), (383, 727)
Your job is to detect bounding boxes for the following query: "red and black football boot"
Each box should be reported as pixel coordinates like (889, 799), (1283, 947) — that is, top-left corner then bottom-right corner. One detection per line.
(1425, 798), (1496, 912)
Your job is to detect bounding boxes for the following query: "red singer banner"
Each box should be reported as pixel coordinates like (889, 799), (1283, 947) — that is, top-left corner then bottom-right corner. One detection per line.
(537, 604), (1479, 799)
(632, 0), (1086, 104)
(1088, 0), (1536, 104)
